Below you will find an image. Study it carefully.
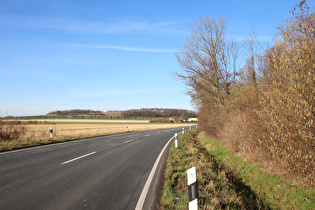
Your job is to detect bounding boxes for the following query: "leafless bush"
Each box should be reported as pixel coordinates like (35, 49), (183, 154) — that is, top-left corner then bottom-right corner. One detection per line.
(0, 121), (27, 141)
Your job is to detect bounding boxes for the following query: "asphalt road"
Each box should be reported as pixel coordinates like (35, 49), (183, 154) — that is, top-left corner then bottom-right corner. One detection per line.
(0, 126), (193, 210)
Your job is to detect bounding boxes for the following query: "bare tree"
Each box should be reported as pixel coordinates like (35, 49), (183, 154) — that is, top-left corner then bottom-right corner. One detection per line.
(176, 16), (239, 109)
(242, 34), (259, 89)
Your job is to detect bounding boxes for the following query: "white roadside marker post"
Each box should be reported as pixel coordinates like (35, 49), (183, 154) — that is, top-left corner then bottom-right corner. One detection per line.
(49, 126), (53, 140)
(182, 127), (185, 135)
(126, 126), (129, 132)
(175, 133), (178, 148)
(187, 167), (199, 210)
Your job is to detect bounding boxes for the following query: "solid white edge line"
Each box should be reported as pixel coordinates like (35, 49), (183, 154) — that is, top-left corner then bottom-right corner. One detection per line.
(61, 151), (96, 165)
(135, 135), (175, 210)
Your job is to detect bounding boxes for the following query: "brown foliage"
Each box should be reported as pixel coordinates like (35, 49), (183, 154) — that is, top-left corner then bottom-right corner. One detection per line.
(257, 4), (315, 186)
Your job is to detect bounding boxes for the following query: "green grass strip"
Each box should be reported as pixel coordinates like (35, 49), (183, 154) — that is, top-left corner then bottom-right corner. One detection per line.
(197, 132), (315, 209)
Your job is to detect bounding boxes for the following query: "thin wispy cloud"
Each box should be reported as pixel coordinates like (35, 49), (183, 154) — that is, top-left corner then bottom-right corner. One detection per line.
(64, 43), (175, 53)
(0, 15), (181, 35)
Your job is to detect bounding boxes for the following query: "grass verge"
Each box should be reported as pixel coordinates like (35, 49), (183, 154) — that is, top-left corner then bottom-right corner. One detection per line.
(159, 129), (314, 209)
(0, 132), (120, 152)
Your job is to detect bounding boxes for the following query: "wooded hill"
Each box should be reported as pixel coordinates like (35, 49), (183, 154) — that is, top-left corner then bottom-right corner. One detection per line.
(48, 109), (103, 116)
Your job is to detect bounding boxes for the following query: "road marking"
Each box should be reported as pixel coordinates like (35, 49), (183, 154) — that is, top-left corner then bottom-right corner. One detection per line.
(61, 151), (96, 165)
(123, 139), (134, 144)
(135, 135), (174, 210)
(144, 134), (151, 137)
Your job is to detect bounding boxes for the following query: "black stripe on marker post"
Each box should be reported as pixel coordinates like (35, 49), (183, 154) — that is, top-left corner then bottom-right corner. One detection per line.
(188, 179), (199, 202)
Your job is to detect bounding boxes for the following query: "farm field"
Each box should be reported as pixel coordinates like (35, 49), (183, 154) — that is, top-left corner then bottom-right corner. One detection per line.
(19, 119), (151, 124)
(0, 119), (196, 151)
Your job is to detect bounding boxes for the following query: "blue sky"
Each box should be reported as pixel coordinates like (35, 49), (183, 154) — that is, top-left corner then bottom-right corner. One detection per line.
(1, 0), (313, 116)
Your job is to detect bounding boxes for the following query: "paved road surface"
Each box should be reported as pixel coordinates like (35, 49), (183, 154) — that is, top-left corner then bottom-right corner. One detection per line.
(0, 127), (193, 209)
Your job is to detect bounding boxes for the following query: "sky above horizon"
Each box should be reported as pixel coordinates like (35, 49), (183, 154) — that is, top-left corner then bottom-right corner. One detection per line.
(1, 0), (314, 116)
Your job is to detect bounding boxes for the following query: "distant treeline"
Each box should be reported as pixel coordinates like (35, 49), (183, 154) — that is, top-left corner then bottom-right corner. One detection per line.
(46, 108), (196, 119)
(121, 108), (196, 119)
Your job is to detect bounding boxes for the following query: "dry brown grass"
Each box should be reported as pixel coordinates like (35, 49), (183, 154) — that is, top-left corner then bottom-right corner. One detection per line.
(29, 123), (191, 138)
(20, 119), (150, 123)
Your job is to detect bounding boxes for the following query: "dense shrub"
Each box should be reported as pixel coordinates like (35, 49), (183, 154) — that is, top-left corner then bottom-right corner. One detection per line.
(257, 4), (315, 186)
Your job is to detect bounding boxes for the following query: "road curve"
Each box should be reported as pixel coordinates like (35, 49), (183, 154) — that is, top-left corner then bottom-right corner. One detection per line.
(0, 126), (193, 209)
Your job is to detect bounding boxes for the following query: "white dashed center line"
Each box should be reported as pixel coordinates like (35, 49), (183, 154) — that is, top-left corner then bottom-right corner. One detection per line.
(61, 151), (96, 165)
